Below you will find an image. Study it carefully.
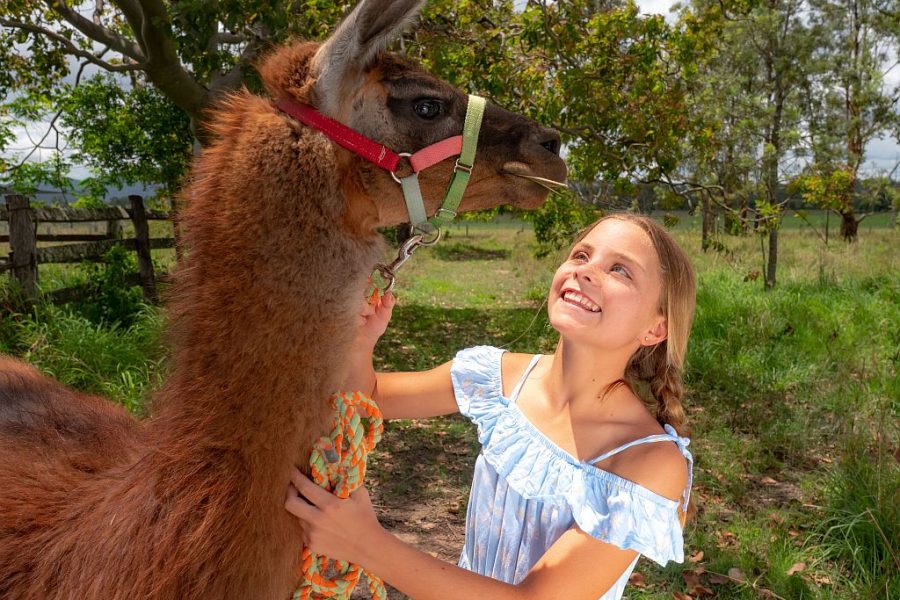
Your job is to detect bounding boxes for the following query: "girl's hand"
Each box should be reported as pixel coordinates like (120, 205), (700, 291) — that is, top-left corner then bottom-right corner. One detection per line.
(356, 291), (395, 349)
(341, 292), (394, 392)
(285, 468), (383, 566)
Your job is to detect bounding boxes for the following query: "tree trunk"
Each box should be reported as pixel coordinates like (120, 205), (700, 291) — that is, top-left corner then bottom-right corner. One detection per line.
(765, 225), (778, 289)
(761, 42), (785, 290)
(701, 192), (714, 251)
(840, 211), (859, 242)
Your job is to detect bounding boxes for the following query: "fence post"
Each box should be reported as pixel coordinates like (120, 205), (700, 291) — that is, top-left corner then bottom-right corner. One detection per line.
(6, 194), (38, 299)
(106, 217), (124, 240)
(129, 195), (157, 302)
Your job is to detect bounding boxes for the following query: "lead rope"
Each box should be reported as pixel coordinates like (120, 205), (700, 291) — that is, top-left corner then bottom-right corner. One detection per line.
(293, 392), (387, 600)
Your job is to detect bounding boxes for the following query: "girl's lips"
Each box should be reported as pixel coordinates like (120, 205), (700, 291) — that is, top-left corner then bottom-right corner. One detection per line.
(560, 289), (601, 313)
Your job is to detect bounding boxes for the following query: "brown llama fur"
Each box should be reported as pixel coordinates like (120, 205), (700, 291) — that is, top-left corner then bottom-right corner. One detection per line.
(0, 2), (565, 598)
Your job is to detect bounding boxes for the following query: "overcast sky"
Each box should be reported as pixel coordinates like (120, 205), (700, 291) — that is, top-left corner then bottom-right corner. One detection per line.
(5, 0), (899, 180)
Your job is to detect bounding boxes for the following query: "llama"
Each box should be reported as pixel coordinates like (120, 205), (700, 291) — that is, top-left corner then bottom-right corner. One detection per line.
(0, 1), (566, 598)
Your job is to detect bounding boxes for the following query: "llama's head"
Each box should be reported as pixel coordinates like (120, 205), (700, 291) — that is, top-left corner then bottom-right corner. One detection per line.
(258, 0), (567, 229)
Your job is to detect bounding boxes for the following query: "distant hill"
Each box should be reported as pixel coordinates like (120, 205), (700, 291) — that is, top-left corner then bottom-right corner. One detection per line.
(1, 179), (159, 206)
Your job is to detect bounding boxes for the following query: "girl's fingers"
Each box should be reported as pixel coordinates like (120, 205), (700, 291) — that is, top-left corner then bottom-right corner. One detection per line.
(379, 292), (396, 315)
(290, 469), (334, 507)
(285, 483), (316, 519)
(360, 299), (376, 318)
(349, 483), (370, 504)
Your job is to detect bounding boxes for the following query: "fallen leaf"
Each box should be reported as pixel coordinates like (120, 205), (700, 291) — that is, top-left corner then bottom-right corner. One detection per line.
(761, 476), (778, 485)
(672, 592), (693, 600)
(691, 585), (714, 597)
(786, 562), (806, 576)
(728, 567), (746, 582)
(628, 572), (646, 588)
(688, 550), (704, 563)
(708, 572), (730, 585)
(812, 573), (832, 585)
(683, 570), (701, 589)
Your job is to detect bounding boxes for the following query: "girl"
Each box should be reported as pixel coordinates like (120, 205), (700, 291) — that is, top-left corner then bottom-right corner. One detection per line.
(286, 214), (696, 599)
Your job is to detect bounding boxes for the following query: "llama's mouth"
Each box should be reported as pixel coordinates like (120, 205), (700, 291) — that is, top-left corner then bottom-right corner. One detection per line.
(501, 162), (568, 193)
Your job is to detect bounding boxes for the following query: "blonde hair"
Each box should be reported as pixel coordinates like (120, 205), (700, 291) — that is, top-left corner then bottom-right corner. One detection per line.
(573, 213), (697, 436)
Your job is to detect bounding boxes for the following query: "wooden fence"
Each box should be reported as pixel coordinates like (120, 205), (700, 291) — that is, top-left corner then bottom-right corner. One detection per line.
(1, 194), (174, 302)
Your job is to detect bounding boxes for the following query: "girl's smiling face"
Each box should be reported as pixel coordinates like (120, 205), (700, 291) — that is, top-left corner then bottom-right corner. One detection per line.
(548, 218), (668, 351)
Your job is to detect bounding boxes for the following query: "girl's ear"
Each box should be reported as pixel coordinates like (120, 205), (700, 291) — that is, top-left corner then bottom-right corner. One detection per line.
(313, 0), (426, 116)
(642, 318), (668, 346)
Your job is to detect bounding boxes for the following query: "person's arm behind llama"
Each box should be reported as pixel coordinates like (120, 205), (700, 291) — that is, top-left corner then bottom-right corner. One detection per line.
(340, 292), (459, 419)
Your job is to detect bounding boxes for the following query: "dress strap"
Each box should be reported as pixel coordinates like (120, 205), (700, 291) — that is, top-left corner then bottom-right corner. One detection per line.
(507, 354), (542, 403)
(588, 432), (678, 464)
(589, 424), (693, 510)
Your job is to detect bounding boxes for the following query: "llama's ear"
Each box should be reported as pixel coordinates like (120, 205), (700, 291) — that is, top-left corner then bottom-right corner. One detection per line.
(313, 0), (426, 115)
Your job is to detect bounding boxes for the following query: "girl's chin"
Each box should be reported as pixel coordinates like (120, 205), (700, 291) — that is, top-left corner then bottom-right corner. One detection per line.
(549, 306), (600, 327)
(548, 315), (597, 338)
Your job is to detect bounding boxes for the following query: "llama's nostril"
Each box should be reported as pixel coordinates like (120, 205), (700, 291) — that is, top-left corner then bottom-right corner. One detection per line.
(539, 132), (561, 156)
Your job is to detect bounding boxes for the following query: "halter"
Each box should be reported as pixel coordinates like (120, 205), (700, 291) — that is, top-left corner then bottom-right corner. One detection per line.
(276, 95), (486, 294)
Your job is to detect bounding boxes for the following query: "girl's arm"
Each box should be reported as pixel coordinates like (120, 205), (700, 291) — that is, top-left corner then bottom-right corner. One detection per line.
(342, 292), (458, 420)
(286, 472), (640, 600)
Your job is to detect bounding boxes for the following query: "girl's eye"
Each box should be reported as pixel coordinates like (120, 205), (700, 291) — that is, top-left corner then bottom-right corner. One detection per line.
(571, 251), (589, 262)
(413, 99), (443, 120)
(611, 264), (631, 278)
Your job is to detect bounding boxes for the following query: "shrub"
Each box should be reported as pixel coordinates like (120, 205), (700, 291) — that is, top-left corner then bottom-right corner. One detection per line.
(71, 244), (146, 326)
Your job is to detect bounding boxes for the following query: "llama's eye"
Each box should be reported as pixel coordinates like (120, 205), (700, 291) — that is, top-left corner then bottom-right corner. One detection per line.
(413, 99), (442, 120)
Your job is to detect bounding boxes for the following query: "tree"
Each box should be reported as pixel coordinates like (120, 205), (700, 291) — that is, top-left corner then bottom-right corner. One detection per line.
(682, 0), (813, 288)
(0, 1), (353, 128)
(59, 74), (193, 197)
(0, 1), (362, 194)
(798, 0), (899, 241)
(673, 1), (762, 250)
(404, 0), (722, 249)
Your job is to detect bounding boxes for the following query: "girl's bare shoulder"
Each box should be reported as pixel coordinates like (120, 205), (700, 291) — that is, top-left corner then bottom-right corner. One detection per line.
(600, 422), (689, 502)
(499, 351), (542, 397)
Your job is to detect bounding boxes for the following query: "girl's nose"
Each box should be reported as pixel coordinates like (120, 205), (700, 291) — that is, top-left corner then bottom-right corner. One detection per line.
(575, 263), (596, 283)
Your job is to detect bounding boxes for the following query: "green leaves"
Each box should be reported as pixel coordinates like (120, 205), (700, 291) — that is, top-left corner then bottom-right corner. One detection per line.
(58, 75), (193, 196)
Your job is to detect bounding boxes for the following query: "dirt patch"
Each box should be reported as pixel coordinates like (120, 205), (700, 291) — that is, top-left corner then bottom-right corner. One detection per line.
(351, 416), (477, 599)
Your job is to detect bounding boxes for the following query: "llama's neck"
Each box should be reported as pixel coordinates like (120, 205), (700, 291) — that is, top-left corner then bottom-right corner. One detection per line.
(111, 107), (387, 597)
(157, 218), (379, 455)
(152, 112), (384, 458)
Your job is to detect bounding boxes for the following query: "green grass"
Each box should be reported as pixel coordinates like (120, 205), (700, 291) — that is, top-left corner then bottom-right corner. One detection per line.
(372, 219), (899, 599)
(0, 302), (165, 413)
(1, 215), (897, 598)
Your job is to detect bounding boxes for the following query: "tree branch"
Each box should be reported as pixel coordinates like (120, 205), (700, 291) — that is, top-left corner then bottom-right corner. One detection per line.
(0, 17), (142, 73)
(109, 0), (209, 119)
(44, 0), (144, 61)
(132, 0), (174, 64)
(209, 36), (265, 97)
(10, 108), (64, 171)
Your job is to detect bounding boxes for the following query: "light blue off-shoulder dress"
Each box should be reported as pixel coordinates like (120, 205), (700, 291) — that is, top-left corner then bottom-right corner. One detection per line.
(450, 346), (693, 599)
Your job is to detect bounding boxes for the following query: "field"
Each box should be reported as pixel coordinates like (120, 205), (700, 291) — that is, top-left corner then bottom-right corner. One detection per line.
(1, 214), (897, 599)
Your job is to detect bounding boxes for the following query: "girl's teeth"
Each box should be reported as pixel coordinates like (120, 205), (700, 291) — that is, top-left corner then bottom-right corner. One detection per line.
(564, 291), (599, 312)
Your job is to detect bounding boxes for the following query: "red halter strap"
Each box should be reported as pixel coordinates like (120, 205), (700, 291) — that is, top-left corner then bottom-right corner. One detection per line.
(275, 98), (462, 176)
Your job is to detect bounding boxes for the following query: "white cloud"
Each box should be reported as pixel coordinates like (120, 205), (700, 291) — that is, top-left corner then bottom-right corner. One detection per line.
(634, 0), (680, 19)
